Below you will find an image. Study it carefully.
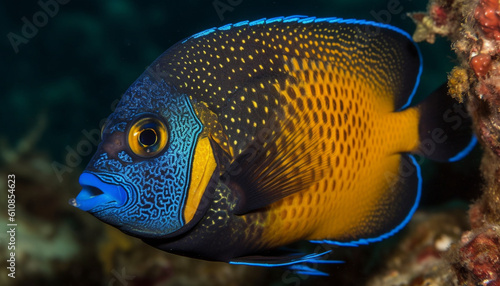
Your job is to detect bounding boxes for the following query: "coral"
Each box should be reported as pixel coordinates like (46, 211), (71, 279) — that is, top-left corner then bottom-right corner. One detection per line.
(469, 0), (500, 78)
(453, 0), (500, 156)
(448, 66), (471, 102)
(470, 53), (492, 78)
(475, 0), (500, 41)
(409, 11), (450, 44)
(367, 210), (468, 286)
(452, 225), (500, 285)
(409, 0), (461, 43)
(413, 0), (500, 284)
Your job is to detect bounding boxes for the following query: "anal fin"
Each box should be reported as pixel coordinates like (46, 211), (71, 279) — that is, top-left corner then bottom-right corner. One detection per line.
(229, 250), (343, 276)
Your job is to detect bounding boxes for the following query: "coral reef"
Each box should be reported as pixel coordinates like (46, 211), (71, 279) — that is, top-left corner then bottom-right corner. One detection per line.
(412, 0), (500, 284)
(410, 1), (458, 43)
(367, 209), (468, 286)
(452, 225), (500, 285)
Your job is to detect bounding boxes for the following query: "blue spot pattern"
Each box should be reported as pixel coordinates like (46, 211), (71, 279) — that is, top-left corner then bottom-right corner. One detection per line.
(94, 153), (123, 173)
(118, 151), (133, 163)
(88, 76), (203, 237)
(109, 121), (127, 133)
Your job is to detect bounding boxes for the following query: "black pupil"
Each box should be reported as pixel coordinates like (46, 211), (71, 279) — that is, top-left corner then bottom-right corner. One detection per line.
(139, 129), (157, 146)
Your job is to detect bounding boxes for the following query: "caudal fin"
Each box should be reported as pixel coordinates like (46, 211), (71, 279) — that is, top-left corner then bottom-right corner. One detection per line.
(416, 84), (477, 162)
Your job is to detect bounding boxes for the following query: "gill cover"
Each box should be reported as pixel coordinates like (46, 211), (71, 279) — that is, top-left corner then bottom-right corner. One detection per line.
(75, 76), (204, 238)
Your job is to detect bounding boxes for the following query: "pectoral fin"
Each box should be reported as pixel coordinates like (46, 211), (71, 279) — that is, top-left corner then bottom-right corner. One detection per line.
(223, 107), (328, 214)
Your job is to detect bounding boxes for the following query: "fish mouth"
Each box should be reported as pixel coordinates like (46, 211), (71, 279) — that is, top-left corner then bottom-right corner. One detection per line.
(72, 172), (127, 211)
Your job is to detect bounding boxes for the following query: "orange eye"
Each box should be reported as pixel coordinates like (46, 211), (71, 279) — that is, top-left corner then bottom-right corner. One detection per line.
(128, 117), (168, 157)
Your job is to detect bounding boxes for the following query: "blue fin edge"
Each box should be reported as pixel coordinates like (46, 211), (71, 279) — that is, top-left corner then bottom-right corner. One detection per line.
(229, 250), (343, 276)
(448, 135), (478, 162)
(182, 15), (422, 114)
(289, 265), (329, 276)
(229, 250), (343, 267)
(310, 154), (422, 247)
(184, 16), (415, 43)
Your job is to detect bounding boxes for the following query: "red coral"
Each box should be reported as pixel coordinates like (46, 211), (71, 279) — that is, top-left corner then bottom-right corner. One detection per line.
(430, 4), (448, 26)
(416, 245), (441, 263)
(475, 0), (500, 41)
(471, 54), (492, 77)
(469, 202), (487, 229)
(459, 227), (500, 285)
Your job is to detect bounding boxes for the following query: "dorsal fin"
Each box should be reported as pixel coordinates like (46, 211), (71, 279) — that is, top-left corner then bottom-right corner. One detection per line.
(175, 15), (422, 111)
(148, 16), (423, 153)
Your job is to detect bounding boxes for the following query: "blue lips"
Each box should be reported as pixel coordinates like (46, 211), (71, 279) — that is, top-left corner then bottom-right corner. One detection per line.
(74, 172), (127, 211)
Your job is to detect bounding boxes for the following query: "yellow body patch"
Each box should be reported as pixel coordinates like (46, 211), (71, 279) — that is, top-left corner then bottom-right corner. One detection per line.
(251, 57), (420, 248)
(183, 136), (217, 224)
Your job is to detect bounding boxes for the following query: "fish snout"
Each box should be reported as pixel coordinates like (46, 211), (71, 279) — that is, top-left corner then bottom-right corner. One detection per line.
(71, 172), (127, 211)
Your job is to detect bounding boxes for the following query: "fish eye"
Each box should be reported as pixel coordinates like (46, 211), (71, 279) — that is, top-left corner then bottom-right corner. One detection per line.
(139, 128), (157, 146)
(128, 117), (168, 157)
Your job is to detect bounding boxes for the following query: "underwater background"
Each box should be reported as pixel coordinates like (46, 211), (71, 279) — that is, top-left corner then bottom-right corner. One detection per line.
(0, 0), (483, 285)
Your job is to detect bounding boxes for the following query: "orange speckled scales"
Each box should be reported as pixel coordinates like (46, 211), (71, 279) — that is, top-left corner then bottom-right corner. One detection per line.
(151, 17), (422, 249)
(262, 61), (420, 247)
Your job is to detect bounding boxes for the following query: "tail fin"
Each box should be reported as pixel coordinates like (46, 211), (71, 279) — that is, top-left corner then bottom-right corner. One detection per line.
(416, 84), (477, 162)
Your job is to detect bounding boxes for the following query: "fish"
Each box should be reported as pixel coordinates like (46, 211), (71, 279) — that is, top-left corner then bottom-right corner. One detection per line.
(72, 16), (476, 275)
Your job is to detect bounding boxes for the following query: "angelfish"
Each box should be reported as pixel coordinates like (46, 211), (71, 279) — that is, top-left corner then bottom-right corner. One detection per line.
(72, 16), (476, 275)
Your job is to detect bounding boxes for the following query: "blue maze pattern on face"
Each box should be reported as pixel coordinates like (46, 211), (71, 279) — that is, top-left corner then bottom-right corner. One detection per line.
(88, 76), (203, 238)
